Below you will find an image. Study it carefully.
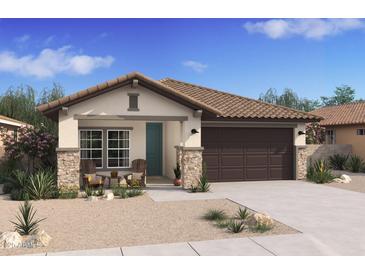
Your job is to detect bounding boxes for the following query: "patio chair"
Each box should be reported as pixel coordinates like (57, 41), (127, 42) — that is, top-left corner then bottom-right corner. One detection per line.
(80, 159), (106, 188)
(124, 159), (147, 187)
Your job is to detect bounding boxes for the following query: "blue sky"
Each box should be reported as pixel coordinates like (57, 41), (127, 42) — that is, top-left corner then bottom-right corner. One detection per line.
(0, 18), (364, 100)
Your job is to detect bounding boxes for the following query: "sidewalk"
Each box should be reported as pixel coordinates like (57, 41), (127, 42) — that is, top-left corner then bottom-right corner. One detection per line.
(31, 233), (334, 256)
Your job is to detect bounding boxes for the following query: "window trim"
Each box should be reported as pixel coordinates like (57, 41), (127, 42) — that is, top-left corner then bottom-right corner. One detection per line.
(79, 129), (103, 169)
(106, 129), (131, 169)
(325, 129), (336, 144)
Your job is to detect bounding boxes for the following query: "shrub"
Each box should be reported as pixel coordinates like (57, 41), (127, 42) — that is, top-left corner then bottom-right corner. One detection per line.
(27, 170), (57, 200)
(227, 219), (245, 233)
(328, 154), (349, 170)
(10, 200), (46, 235)
(84, 186), (93, 197)
(2, 182), (13, 194)
(127, 188), (143, 197)
(254, 222), (273, 233)
(58, 185), (79, 199)
(307, 159), (334, 184)
(203, 209), (227, 221)
(347, 155), (364, 173)
(235, 207), (250, 221)
(10, 189), (29, 201)
(190, 186), (198, 193)
(198, 164), (210, 192)
(112, 187), (128, 198)
(215, 220), (230, 229)
(173, 162), (181, 179)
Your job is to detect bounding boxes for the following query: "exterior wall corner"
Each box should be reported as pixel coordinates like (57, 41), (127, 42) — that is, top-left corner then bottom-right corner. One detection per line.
(56, 148), (80, 187)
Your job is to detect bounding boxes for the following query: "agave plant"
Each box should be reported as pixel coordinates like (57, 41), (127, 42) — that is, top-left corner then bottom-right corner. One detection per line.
(328, 154), (349, 170)
(347, 155), (364, 173)
(235, 207), (250, 221)
(27, 170), (57, 200)
(198, 163), (210, 192)
(203, 209), (227, 221)
(307, 159), (334, 184)
(227, 219), (245, 233)
(10, 200), (46, 235)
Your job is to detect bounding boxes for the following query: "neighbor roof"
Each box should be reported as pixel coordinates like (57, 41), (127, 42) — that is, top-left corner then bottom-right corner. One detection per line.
(310, 102), (365, 126)
(37, 71), (320, 121)
(0, 115), (29, 127)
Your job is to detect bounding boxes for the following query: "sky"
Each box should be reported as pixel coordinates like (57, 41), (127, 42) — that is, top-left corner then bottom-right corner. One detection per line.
(0, 18), (364, 100)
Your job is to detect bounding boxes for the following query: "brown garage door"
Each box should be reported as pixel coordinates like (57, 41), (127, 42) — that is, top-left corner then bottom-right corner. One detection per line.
(202, 127), (293, 182)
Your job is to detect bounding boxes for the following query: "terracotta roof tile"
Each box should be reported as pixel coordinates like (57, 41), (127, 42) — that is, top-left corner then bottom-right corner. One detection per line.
(160, 78), (319, 120)
(310, 102), (365, 126)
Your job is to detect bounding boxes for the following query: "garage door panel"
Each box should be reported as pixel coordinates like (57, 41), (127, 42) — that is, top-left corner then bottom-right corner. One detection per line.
(246, 167), (268, 180)
(246, 155), (268, 166)
(202, 127), (293, 182)
(221, 155), (244, 167)
(220, 168), (244, 180)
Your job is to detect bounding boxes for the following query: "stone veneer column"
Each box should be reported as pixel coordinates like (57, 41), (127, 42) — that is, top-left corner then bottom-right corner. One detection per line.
(296, 145), (307, 180)
(56, 148), (80, 187)
(175, 146), (203, 189)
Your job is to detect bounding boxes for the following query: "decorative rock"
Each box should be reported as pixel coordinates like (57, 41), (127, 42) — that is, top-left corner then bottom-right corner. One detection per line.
(87, 196), (98, 202)
(22, 230), (52, 248)
(0, 231), (22, 249)
(105, 193), (114, 201)
(247, 213), (274, 228)
(332, 174), (351, 184)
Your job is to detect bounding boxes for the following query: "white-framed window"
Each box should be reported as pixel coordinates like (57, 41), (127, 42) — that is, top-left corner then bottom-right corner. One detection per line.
(107, 130), (130, 168)
(79, 129), (103, 168)
(325, 129), (335, 144)
(356, 128), (365, 136)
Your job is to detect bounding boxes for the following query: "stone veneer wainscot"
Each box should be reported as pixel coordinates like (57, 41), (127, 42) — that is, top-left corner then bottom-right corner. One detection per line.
(56, 148), (80, 187)
(175, 146), (203, 189)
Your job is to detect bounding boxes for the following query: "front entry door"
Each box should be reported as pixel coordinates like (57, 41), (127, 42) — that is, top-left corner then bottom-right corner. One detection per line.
(146, 123), (163, 176)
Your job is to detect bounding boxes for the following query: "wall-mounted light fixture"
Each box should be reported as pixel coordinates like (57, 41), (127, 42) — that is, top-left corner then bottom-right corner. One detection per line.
(298, 130), (305, 135)
(191, 129), (199, 134)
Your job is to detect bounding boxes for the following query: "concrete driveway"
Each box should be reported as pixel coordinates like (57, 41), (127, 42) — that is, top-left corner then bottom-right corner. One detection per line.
(148, 180), (365, 255)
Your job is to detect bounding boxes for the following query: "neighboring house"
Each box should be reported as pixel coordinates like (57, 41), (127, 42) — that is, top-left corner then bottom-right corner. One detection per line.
(310, 102), (365, 159)
(37, 72), (320, 188)
(0, 115), (29, 160)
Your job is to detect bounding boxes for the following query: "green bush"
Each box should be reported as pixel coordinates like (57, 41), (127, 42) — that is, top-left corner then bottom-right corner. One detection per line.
(2, 182), (13, 194)
(58, 185), (79, 199)
(203, 209), (227, 221)
(307, 159), (334, 184)
(27, 170), (57, 200)
(10, 189), (29, 201)
(126, 188), (143, 198)
(254, 222), (273, 233)
(10, 200), (46, 235)
(347, 155), (364, 173)
(227, 219), (245, 233)
(235, 207), (250, 221)
(112, 187), (128, 198)
(328, 154), (348, 170)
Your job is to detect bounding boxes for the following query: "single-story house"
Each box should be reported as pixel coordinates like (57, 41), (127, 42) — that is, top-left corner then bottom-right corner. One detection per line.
(37, 72), (320, 188)
(0, 115), (29, 160)
(310, 102), (365, 159)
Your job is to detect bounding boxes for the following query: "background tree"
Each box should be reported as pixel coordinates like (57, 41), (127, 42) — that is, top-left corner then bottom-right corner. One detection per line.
(320, 85), (356, 106)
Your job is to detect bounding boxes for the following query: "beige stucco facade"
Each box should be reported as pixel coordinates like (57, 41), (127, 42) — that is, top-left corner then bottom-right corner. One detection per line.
(328, 124), (365, 159)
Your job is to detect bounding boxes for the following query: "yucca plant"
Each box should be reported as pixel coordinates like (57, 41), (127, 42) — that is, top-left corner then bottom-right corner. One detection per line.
(227, 219), (245, 233)
(328, 154), (349, 170)
(10, 200), (46, 235)
(198, 163), (210, 192)
(347, 155), (364, 173)
(235, 207), (250, 221)
(307, 159), (334, 184)
(203, 209), (227, 221)
(27, 170), (56, 200)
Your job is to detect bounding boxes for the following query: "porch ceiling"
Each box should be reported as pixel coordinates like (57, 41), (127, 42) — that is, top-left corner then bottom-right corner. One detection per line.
(73, 114), (188, 121)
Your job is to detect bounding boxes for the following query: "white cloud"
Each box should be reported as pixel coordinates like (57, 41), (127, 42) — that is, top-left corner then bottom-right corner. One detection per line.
(243, 19), (364, 39)
(182, 60), (208, 73)
(0, 46), (114, 78)
(44, 35), (55, 46)
(14, 34), (31, 43)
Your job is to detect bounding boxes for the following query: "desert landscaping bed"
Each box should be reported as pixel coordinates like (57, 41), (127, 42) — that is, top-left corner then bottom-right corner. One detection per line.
(327, 170), (365, 193)
(0, 194), (296, 255)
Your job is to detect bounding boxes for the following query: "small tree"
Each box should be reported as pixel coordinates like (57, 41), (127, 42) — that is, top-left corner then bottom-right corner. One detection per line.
(0, 125), (57, 173)
(305, 122), (326, 144)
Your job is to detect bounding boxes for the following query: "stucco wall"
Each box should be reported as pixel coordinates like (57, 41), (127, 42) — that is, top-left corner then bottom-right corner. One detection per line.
(58, 85), (201, 149)
(306, 144), (352, 163)
(294, 123), (306, 146)
(332, 124), (365, 159)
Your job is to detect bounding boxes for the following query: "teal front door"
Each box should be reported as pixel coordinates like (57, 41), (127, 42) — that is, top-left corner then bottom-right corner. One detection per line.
(146, 123), (163, 176)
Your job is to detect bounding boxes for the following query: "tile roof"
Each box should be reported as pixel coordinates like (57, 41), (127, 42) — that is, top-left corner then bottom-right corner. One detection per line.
(37, 71), (320, 121)
(310, 102), (365, 126)
(160, 78), (320, 120)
